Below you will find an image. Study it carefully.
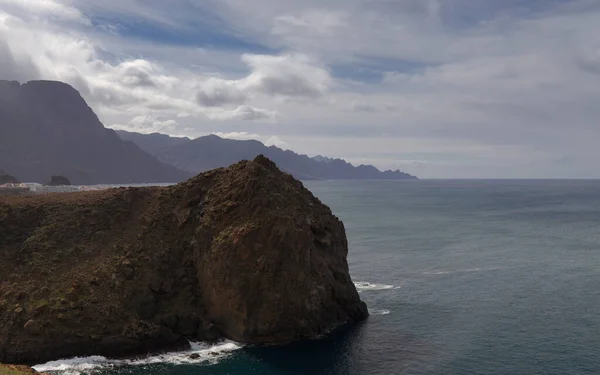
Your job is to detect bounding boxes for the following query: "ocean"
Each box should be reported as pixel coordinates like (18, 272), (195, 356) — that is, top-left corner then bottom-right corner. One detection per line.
(34, 180), (600, 375)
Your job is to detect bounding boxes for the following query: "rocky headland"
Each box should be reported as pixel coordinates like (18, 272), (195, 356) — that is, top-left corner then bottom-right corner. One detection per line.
(0, 156), (367, 365)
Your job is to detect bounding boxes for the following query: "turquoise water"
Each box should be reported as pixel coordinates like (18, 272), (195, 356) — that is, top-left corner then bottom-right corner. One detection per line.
(36, 180), (600, 374)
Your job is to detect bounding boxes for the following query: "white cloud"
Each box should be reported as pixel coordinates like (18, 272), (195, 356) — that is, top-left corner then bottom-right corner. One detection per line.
(196, 77), (248, 107)
(211, 132), (288, 149)
(241, 53), (331, 99)
(265, 135), (288, 148)
(273, 9), (346, 37)
(0, 0), (87, 23)
(109, 114), (178, 134)
(195, 53), (332, 108)
(211, 132), (261, 140)
(206, 105), (279, 122)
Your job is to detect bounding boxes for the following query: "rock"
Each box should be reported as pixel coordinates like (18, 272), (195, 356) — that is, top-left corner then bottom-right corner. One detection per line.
(0, 155), (367, 365)
(44, 175), (71, 186)
(0, 364), (49, 374)
(189, 353), (200, 360)
(23, 320), (40, 335)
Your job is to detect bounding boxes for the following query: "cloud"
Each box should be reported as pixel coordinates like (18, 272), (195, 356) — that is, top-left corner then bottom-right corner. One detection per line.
(109, 114), (178, 134)
(349, 100), (397, 113)
(273, 10), (346, 37)
(195, 53), (332, 108)
(2, 0), (600, 177)
(211, 131), (261, 140)
(0, 38), (39, 81)
(265, 135), (288, 148)
(196, 77), (248, 107)
(241, 53), (331, 99)
(211, 132), (288, 149)
(0, 0), (87, 23)
(206, 105), (279, 122)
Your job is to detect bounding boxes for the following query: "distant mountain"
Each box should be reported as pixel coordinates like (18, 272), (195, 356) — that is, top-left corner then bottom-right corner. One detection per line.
(117, 131), (418, 180)
(0, 80), (191, 184)
(0, 170), (19, 184)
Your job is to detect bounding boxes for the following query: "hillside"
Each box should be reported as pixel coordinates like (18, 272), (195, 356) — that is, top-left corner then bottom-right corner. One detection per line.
(0, 80), (191, 184)
(117, 131), (418, 180)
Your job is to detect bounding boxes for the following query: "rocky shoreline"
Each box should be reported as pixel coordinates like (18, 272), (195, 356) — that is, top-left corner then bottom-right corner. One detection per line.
(0, 156), (368, 365)
(0, 364), (48, 374)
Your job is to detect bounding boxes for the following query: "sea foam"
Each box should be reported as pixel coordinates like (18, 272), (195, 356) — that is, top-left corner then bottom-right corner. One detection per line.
(33, 341), (241, 374)
(354, 281), (398, 291)
(368, 308), (391, 316)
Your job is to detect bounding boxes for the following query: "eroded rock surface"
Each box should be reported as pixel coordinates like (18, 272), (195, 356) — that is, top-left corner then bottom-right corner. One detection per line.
(0, 156), (367, 364)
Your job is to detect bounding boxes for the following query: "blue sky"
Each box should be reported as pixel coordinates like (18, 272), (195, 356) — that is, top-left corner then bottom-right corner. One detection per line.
(1, 0), (599, 178)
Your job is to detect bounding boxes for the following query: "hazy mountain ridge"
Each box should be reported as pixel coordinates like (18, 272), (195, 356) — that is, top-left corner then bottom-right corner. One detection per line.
(117, 131), (418, 180)
(0, 80), (191, 184)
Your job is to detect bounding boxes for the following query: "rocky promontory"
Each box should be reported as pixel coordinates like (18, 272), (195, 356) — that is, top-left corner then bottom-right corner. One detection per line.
(0, 156), (367, 364)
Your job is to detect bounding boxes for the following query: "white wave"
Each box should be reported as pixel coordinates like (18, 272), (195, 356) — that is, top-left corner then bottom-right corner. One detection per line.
(354, 281), (397, 291)
(421, 266), (503, 276)
(33, 341), (241, 374)
(368, 308), (391, 315)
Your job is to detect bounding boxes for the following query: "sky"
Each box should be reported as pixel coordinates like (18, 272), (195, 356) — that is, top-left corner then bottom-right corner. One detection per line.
(0, 0), (599, 178)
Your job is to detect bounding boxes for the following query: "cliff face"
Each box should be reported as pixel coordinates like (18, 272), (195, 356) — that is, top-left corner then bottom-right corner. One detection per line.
(0, 80), (190, 184)
(0, 156), (367, 365)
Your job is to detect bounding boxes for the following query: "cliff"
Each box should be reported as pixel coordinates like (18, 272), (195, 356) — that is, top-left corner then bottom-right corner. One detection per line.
(0, 80), (191, 184)
(0, 156), (367, 365)
(117, 131), (418, 180)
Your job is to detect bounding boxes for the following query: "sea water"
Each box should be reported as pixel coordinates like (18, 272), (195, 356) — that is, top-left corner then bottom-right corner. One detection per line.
(34, 180), (600, 374)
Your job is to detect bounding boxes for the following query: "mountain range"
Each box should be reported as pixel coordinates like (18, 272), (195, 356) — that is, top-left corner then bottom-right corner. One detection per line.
(117, 131), (417, 180)
(0, 80), (416, 183)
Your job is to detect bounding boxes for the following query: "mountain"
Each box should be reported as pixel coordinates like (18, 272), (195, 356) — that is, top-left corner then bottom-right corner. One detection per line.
(0, 170), (19, 184)
(117, 131), (418, 180)
(0, 80), (191, 184)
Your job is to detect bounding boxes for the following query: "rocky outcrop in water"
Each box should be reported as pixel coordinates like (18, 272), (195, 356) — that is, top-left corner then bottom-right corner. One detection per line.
(0, 156), (367, 365)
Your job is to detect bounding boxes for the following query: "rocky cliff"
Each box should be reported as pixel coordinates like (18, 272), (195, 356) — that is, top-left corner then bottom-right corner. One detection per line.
(0, 156), (367, 365)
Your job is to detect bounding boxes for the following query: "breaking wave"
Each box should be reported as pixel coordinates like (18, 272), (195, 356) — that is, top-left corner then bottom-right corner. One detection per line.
(368, 308), (391, 316)
(354, 281), (398, 291)
(33, 341), (241, 375)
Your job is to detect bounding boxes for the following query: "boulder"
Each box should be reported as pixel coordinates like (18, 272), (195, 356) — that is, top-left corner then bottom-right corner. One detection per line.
(0, 155), (367, 365)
